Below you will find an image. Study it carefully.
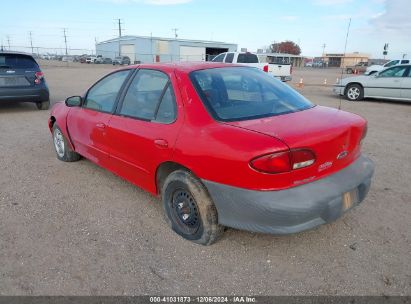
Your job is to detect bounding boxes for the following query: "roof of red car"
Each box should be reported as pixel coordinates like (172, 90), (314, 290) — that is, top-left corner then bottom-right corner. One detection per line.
(123, 62), (242, 73)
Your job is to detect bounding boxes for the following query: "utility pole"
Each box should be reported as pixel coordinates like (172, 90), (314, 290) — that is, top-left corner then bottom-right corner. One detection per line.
(29, 31), (34, 54)
(321, 43), (326, 56)
(117, 19), (123, 57)
(7, 35), (11, 50)
(172, 28), (178, 39)
(62, 28), (68, 55)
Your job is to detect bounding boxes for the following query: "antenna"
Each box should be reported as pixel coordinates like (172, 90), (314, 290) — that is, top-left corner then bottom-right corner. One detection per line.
(338, 18), (351, 110)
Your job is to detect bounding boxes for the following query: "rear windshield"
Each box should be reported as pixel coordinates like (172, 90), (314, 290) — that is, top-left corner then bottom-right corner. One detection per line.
(0, 54), (38, 69)
(190, 67), (314, 122)
(237, 53), (259, 63)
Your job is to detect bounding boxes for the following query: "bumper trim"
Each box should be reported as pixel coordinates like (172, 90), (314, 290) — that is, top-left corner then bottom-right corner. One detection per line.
(203, 155), (374, 235)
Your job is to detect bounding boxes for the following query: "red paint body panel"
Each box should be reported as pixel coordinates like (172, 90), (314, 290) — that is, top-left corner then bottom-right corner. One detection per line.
(50, 63), (368, 195)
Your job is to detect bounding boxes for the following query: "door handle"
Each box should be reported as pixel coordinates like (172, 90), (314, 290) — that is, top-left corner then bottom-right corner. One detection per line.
(95, 122), (106, 129)
(154, 139), (168, 149)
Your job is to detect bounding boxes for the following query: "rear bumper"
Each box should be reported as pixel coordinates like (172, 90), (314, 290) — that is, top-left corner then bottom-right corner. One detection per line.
(276, 75), (292, 82)
(203, 155), (374, 234)
(0, 85), (49, 103)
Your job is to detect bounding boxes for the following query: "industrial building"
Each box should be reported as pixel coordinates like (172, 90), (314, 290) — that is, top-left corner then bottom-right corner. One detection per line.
(96, 35), (237, 64)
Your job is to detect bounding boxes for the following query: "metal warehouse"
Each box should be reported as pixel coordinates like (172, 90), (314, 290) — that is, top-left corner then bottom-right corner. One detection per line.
(96, 35), (237, 64)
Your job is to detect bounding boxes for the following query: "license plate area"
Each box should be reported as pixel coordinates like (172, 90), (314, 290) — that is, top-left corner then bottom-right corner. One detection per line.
(342, 188), (360, 211)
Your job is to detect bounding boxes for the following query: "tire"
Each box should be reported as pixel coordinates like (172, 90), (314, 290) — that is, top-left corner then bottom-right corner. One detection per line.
(52, 125), (81, 162)
(347, 68), (353, 74)
(162, 170), (224, 245)
(36, 100), (50, 110)
(345, 83), (364, 101)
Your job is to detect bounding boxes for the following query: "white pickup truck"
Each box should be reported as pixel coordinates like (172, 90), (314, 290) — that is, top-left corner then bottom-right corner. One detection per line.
(212, 52), (292, 82)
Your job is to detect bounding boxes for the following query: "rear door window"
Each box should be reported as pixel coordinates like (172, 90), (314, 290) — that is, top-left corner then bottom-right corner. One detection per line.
(0, 54), (38, 69)
(119, 69), (176, 123)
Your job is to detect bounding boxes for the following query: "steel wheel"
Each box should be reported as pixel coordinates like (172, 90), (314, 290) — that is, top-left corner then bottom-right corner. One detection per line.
(170, 188), (201, 235)
(53, 128), (65, 158)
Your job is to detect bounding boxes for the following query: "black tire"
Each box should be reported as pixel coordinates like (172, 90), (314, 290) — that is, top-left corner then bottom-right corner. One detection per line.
(52, 125), (81, 162)
(345, 83), (364, 101)
(347, 68), (353, 74)
(36, 100), (50, 110)
(162, 170), (224, 245)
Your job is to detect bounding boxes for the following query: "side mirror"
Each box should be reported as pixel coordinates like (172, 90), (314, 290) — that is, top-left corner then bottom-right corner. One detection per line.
(65, 96), (82, 107)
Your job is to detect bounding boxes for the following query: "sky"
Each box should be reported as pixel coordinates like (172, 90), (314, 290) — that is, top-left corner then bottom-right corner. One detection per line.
(0, 0), (410, 59)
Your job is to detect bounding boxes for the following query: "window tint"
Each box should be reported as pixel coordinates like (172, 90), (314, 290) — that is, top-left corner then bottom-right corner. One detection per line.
(212, 53), (225, 62)
(401, 60), (409, 64)
(379, 66), (408, 77)
(84, 70), (130, 112)
(0, 54), (38, 69)
(119, 69), (176, 123)
(225, 53), (234, 63)
(237, 53), (259, 64)
(190, 67), (313, 122)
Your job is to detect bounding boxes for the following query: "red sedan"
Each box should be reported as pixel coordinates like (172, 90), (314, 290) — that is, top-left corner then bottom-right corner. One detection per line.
(48, 62), (374, 245)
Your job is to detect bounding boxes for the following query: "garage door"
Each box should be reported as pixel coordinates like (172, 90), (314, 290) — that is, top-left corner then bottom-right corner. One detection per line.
(179, 46), (205, 62)
(120, 44), (135, 62)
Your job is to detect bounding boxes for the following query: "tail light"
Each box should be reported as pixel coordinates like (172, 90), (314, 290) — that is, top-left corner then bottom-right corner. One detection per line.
(250, 149), (316, 174)
(34, 71), (44, 85)
(263, 65), (269, 73)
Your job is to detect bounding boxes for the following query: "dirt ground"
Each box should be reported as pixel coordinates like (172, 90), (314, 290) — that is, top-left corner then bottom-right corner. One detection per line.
(0, 62), (410, 296)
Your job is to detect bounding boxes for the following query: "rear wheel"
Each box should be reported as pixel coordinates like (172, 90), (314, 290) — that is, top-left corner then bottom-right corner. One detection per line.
(36, 100), (50, 110)
(345, 84), (364, 101)
(52, 125), (81, 162)
(346, 68), (353, 74)
(162, 170), (223, 245)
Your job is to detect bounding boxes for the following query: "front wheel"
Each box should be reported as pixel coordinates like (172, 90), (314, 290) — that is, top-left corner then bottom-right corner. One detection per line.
(345, 84), (364, 101)
(162, 170), (224, 245)
(52, 125), (81, 162)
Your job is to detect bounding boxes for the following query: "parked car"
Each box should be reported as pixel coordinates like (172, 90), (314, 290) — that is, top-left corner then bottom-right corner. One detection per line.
(0, 51), (50, 110)
(95, 55), (104, 64)
(305, 61), (313, 67)
(113, 56), (131, 65)
(102, 57), (112, 64)
(86, 56), (97, 64)
(334, 64), (411, 102)
(49, 63), (374, 245)
(346, 62), (368, 74)
(212, 52), (292, 82)
(365, 59), (410, 75)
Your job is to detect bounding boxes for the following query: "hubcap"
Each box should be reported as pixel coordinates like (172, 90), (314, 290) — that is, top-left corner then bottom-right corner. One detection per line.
(171, 189), (200, 234)
(53, 129), (65, 158)
(347, 87), (360, 100)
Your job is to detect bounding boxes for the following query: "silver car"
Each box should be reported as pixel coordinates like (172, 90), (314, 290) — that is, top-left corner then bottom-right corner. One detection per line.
(334, 64), (411, 102)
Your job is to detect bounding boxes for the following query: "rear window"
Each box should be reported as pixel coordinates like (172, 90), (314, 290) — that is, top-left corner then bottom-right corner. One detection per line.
(0, 54), (38, 69)
(237, 53), (259, 64)
(190, 67), (313, 122)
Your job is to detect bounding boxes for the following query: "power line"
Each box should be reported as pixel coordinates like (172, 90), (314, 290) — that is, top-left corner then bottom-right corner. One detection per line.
(62, 28), (68, 55)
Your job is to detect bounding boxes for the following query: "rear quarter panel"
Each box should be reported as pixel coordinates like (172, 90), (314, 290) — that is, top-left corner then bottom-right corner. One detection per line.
(49, 101), (74, 149)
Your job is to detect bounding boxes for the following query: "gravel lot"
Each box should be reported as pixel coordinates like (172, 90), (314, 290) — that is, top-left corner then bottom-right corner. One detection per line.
(0, 62), (410, 296)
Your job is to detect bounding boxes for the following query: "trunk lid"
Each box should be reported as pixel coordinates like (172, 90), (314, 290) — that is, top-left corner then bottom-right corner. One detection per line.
(226, 106), (366, 185)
